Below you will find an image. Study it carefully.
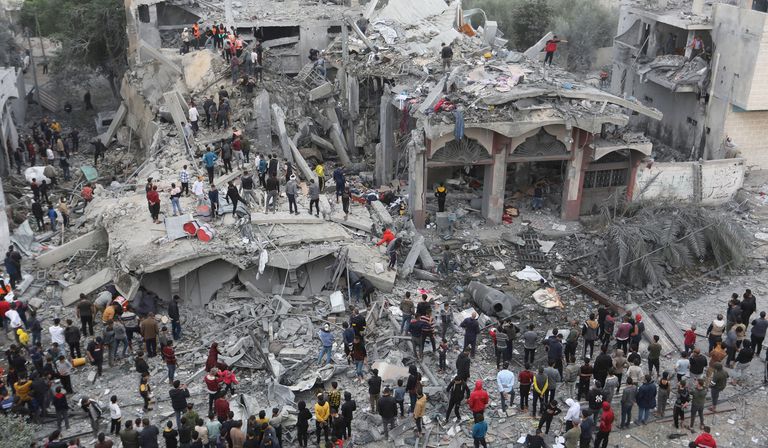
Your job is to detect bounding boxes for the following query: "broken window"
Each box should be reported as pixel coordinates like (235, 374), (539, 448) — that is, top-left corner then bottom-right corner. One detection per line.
(583, 169), (628, 188)
(138, 5), (150, 23)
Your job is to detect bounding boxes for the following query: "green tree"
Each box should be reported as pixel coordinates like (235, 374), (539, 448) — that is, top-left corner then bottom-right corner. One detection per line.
(20, 0), (127, 98)
(0, 414), (39, 448)
(509, 0), (552, 50)
(551, 0), (617, 71)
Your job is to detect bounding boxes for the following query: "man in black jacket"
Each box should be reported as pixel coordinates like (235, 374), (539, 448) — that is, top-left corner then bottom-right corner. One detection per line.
(592, 346), (613, 388)
(168, 295), (181, 340)
(340, 391), (356, 439)
(64, 319), (82, 359)
(456, 349), (471, 380)
(377, 387), (398, 440)
(368, 369), (382, 413)
(445, 376), (470, 422)
(169, 381), (190, 430)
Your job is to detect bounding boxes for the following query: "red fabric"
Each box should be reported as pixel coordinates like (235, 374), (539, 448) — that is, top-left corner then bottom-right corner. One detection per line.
(545, 40), (558, 52)
(467, 380), (489, 413)
(218, 369), (238, 385)
(0, 300), (9, 318)
(518, 370), (534, 385)
(694, 433), (717, 448)
(599, 402), (614, 432)
(684, 329), (696, 346)
(214, 397), (230, 420)
(146, 190), (160, 204)
(204, 374), (221, 394)
(162, 346), (176, 365)
(82, 186), (94, 201)
(376, 229), (395, 246)
(232, 140), (241, 152)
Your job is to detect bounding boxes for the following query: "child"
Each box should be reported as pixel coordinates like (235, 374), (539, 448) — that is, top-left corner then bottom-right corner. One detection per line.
(139, 374), (152, 411)
(472, 413), (488, 448)
(218, 368), (238, 395)
(394, 379), (406, 417)
(109, 395), (122, 435)
(413, 392), (427, 436)
(438, 339), (448, 373)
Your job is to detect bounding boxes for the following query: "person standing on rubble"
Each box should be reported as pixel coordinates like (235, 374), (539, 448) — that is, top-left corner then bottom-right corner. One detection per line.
(308, 179), (321, 217)
(543, 36), (566, 66)
(208, 184), (220, 218)
(314, 394), (331, 446)
(225, 181), (244, 216)
(368, 369), (383, 413)
(265, 174), (279, 213)
(168, 295), (181, 340)
(332, 165), (346, 204)
(202, 150), (219, 186)
(434, 182), (447, 212)
(457, 348), (471, 381)
(440, 43), (453, 71)
(188, 102), (199, 137)
(377, 387), (398, 440)
(140, 313), (159, 358)
(461, 312), (481, 357)
(317, 323), (335, 366)
(285, 174), (299, 215)
(147, 185), (161, 224)
(64, 319), (82, 359)
(497, 362), (515, 413)
(76, 295), (96, 337)
(400, 292), (414, 335)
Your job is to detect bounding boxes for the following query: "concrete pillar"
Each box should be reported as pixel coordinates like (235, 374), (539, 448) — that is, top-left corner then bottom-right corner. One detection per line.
(408, 130), (427, 229)
(0, 180), (10, 252)
(481, 140), (507, 224)
(375, 89), (394, 186)
(254, 90), (271, 153)
(561, 130), (591, 220)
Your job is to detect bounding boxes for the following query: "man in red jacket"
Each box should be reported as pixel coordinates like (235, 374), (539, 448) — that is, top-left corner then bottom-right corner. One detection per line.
(467, 380), (489, 415)
(543, 35), (566, 65)
(694, 426), (717, 448)
(593, 401), (614, 448)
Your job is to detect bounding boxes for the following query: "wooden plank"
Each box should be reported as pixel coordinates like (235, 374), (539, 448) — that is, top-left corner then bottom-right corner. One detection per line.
(650, 310), (684, 353)
(624, 303), (677, 356)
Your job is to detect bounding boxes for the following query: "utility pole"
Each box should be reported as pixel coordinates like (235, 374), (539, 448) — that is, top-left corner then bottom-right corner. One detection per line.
(24, 27), (40, 105)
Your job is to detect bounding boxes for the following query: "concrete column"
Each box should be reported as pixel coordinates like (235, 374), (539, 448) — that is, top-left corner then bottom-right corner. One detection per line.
(481, 140), (507, 224)
(561, 130), (591, 220)
(375, 89), (394, 185)
(408, 130), (427, 228)
(0, 180), (10, 252)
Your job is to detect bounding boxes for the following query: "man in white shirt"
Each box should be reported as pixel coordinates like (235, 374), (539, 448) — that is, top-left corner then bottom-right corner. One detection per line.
(5, 303), (22, 340)
(49, 317), (66, 345)
(497, 362), (516, 413)
(188, 103), (199, 136)
(192, 176), (206, 206)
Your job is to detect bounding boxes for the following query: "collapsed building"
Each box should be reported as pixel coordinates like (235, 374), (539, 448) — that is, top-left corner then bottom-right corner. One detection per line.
(612, 0), (768, 169)
(6, 0), (767, 445)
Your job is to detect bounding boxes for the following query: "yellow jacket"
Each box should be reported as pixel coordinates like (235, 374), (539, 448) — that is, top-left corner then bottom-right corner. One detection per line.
(16, 328), (29, 345)
(413, 395), (427, 418)
(315, 165), (325, 177)
(14, 380), (32, 402)
(315, 402), (330, 422)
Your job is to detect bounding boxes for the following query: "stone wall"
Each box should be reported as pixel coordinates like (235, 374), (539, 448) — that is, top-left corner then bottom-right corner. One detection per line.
(633, 158), (745, 205)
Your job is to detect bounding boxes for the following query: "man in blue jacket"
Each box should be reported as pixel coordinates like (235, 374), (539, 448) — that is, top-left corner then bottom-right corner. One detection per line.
(202, 147), (218, 184)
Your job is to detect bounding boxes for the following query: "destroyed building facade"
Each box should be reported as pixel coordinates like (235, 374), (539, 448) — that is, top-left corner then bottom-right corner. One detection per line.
(611, 0), (768, 169)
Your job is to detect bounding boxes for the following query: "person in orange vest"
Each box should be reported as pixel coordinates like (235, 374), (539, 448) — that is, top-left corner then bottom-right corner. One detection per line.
(192, 23), (200, 50)
(235, 37), (244, 58)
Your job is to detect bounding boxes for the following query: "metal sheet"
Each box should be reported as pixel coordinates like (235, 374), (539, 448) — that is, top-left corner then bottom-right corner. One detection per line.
(164, 214), (195, 241)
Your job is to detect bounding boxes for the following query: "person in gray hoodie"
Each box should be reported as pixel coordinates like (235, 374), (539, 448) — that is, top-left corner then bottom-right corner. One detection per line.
(308, 179), (320, 217)
(619, 377), (637, 429)
(286, 175), (299, 215)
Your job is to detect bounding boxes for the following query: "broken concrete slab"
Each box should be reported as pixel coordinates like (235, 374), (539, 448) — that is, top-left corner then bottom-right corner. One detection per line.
(400, 234), (425, 277)
(329, 124), (352, 166)
(262, 36), (301, 49)
(139, 40), (183, 75)
(523, 32), (554, 60)
(254, 90), (271, 152)
(62, 268), (114, 306)
(310, 133), (335, 153)
(348, 245), (396, 292)
(376, 0), (448, 25)
(419, 244), (436, 271)
(36, 228), (109, 268)
(272, 104), (317, 182)
(309, 82), (335, 101)
(250, 212), (323, 225)
(370, 200), (394, 227)
(100, 102), (127, 146)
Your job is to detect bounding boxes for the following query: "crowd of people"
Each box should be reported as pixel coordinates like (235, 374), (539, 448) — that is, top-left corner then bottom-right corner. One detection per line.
(1, 249), (756, 448)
